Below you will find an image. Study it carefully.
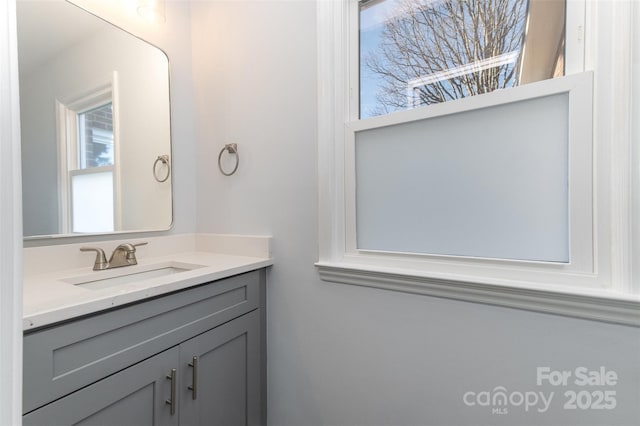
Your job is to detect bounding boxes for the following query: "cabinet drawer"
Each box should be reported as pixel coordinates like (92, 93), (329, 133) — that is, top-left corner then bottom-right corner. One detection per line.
(23, 270), (261, 414)
(24, 347), (179, 426)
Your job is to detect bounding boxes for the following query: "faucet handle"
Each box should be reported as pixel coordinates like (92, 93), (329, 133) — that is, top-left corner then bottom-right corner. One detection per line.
(115, 242), (148, 264)
(114, 241), (147, 252)
(80, 247), (108, 271)
(126, 242), (148, 255)
(131, 242), (148, 261)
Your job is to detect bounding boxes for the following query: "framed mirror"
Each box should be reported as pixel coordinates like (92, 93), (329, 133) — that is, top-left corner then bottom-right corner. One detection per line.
(17, 0), (172, 239)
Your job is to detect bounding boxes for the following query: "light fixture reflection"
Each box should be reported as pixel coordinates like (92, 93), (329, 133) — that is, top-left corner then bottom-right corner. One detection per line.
(137, 0), (165, 22)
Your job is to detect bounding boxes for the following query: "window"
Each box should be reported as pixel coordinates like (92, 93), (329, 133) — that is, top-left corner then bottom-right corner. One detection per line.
(317, 0), (640, 326)
(351, 0), (590, 268)
(359, 0), (567, 118)
(56, 80), (119, 234)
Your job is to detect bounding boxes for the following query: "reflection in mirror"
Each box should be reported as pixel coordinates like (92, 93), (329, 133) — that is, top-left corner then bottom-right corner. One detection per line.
(17, 0), (172, 239)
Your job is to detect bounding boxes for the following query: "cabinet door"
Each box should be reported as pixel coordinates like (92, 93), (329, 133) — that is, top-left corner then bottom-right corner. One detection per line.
(23, 348), (180, 426)
(179, 310), (261, 426)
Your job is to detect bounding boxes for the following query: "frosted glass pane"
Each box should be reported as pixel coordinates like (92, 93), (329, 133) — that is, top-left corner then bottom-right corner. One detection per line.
(355, 93), (569, 262)
(72, 171), (114, 233)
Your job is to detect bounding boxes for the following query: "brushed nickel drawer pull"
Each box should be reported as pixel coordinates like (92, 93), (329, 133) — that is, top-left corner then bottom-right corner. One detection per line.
(166, 368), (177, 415)
(188, 356), (198, 400)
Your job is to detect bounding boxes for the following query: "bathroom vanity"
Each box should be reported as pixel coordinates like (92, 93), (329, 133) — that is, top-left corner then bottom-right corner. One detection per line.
(22, 234), (272, 426)
(16, 1), (273, 423)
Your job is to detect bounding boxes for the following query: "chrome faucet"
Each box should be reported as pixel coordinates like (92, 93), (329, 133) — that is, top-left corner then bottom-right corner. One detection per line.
(80, 242), (148, 271)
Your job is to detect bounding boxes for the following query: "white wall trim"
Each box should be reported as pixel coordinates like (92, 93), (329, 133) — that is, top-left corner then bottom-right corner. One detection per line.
(316, 262), (640, 327)
(0, 0), (23, 423)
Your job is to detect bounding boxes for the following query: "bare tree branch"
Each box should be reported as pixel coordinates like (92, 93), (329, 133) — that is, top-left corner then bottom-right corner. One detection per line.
(364, 0), (528, 116)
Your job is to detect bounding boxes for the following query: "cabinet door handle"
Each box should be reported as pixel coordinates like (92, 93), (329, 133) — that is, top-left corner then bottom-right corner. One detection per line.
(166, 368), (177, 415)
(188, 356), (198, 400)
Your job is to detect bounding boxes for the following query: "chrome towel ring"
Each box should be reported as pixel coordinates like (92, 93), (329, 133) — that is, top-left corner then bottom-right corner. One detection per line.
(218, 143), (239, 176)
(153, 155), (171, 182)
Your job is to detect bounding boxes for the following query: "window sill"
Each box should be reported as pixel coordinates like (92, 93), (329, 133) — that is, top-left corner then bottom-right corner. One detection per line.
(315, 261), (640, 327)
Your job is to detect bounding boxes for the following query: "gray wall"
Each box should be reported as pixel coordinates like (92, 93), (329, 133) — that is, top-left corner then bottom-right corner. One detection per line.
(190, 1), (640, 425)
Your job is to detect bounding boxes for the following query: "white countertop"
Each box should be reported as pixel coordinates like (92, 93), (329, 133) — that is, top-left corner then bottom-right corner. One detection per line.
(23, 234), (273, 330)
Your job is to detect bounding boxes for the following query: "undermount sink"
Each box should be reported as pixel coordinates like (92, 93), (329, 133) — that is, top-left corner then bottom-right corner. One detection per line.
(61, 261), (206, 291)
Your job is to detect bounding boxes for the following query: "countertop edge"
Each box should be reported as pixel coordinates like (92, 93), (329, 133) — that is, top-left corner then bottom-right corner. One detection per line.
(23, 257), (273, 331)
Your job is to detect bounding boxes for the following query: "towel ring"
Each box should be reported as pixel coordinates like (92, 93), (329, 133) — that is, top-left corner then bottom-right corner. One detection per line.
(153, 155), (171, 182)
(218, 143), (239, 176)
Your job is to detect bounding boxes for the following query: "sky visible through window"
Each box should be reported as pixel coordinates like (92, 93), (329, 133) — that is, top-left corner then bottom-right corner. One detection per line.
(359, 0), (530, 119)
(360, 0), (395, 119)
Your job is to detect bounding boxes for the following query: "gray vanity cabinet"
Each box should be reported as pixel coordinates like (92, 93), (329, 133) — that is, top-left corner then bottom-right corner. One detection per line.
(23, 269), (266, 426)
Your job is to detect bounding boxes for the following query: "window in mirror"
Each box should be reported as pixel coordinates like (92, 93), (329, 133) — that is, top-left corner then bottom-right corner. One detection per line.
(360, 0), (567, 118)
(58, 84), (117, 234)
(71, 170), (114, 233)
(73, 101), (115, 232)
(78, 102), (114, 169)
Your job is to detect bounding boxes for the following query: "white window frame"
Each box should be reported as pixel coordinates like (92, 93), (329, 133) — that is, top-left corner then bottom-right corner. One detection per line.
(316, 0), (640, 326)
(633, 0), (640, 295)
(55, 73), (122, 234)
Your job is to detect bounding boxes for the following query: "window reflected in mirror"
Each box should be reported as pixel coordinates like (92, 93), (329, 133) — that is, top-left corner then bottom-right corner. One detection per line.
(78, 103), (114, 169)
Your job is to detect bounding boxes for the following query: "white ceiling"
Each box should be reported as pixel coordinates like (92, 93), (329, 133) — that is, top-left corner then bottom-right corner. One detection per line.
(16, 0), (106, 75)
